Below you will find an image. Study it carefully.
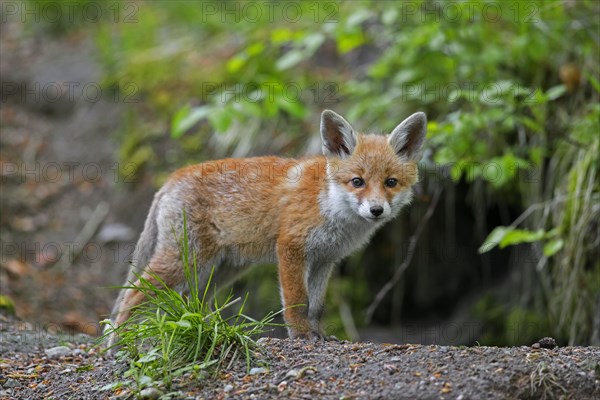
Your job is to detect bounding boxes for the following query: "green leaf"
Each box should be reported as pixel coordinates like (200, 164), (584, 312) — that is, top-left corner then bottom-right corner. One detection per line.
(246, 42), (265, 56)
(586, 71), (600, 94)
(545, 84), (567, 101)
(137, 352), (160, 364)
(499, 229), (546, 248)
(479, 226), (512, 253)
(337, 32), (365, 54)
(543, 238), (564, 257)
(270, 28), (295, 44)
(303, 33), (325, 52)
(176, 319), (192, 329)
(276, 50), (305, 70)
(276, 96), (306, 118)
(208, 108), (234, 132)
(226, 55), (246, 74)
(171, 105), (212, 138)
(346, 9), (372, 29)
(479, 227), (548, 253)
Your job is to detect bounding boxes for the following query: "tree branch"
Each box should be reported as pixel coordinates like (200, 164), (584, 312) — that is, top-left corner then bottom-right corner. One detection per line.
(365, 187), (442, 324)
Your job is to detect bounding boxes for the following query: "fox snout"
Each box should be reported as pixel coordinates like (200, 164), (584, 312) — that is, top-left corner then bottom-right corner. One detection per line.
(357, 199), (391, 220)
(370, 205), (383, 217)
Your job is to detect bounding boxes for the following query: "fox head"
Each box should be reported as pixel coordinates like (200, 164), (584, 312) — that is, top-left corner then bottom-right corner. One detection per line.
(320, 109), (426, 222)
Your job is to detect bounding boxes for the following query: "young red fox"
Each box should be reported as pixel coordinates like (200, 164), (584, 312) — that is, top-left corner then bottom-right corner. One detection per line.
(108, 110), (426, 345)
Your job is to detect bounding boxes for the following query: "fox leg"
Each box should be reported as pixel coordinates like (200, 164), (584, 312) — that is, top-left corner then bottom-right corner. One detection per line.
(109, 247), (184, 343)
(277, 242), (311, 338)
(306, 262), (335, 338)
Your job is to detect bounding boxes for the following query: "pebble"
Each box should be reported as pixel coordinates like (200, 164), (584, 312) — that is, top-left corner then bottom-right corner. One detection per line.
(256, 337), (270, 345)
(537, 337), (558, 349)
(223, 384), (234, 392)
(73, 349), (87, 357)
(45, 346), (72, 359)
(139, 387), (161, 399)
(249, 367), (268, 375)
(277, 381), (288, 392)
(285, 369), (299, 379)
(2, 378), (20, 388)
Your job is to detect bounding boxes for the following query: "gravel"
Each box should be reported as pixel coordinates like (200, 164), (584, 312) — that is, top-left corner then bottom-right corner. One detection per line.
(1, 318), (599, 399)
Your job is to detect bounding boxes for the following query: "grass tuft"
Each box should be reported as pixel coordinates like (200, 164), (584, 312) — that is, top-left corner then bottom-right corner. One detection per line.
(99, 212), (281, 395)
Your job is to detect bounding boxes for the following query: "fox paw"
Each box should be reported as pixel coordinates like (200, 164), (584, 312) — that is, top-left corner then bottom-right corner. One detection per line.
(292, 330), (338, 342)
(308, 331), (339, 342)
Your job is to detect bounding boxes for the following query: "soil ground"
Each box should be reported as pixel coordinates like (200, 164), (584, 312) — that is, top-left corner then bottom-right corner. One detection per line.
(1, 316), (599, 400)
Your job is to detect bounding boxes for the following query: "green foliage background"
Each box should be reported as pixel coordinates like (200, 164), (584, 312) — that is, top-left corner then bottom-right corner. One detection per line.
(29, 0), (599, 345)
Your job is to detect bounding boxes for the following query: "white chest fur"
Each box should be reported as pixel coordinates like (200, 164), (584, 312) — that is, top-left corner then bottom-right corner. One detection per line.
(305, 182), (386, 265)
(305, 216), (381, 265)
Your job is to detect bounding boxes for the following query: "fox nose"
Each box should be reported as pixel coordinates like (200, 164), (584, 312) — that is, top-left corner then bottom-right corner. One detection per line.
(370, 206), (384, 217)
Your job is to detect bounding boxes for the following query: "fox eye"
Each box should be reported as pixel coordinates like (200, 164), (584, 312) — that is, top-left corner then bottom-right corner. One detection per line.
(351, 177), (365, 188)
(385, 178), (398, 188)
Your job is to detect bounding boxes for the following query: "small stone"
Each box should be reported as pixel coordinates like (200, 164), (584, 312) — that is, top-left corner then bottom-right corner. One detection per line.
(223, 384), (234, 392)
(277, 381), (288, 392)
(3, 378), (20, 388)
(285, 369), (299, 379)
(531, 343), (541, 349)
(139, 387), (161, 399)
(256, 337), (269, 345)
(249, 367), (268, 375)
(45, 346), (72, 359)
(537, 337), (557, 349)
(390, 356), (402, 362)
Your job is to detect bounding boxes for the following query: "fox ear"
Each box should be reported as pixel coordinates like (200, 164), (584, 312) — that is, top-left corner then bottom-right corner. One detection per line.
(388, 112), (427, 161)
(320, 110), (357, 158)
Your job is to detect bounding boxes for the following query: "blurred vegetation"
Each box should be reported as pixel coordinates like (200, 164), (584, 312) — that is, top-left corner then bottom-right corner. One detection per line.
(27, 0), (599, 345)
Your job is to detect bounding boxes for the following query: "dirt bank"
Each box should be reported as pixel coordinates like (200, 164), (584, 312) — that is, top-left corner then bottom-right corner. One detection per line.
(0, 318), (598, 399)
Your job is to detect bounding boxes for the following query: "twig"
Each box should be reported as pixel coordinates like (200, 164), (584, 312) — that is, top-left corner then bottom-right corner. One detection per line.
(54, 201), (110, 272)
(508, 194), (573, 229)
(365, 188), (442, 324)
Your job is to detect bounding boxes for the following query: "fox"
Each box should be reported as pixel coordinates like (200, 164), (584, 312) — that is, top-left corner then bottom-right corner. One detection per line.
(107, 109), (426, 346)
